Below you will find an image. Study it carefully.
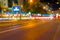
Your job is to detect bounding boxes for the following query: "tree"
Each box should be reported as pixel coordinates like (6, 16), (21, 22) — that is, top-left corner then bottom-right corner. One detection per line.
(23, 0), (47, 14)
(31, 2), (47, 14)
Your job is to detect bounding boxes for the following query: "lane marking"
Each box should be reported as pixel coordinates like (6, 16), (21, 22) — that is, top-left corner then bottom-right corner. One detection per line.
(0, 27), (22, 34)
(0, 20), (50, 34)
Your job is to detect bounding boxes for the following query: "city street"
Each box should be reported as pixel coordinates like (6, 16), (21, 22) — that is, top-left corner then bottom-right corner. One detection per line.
(0, 20), (60, 40)
(0, 0), (60, 40)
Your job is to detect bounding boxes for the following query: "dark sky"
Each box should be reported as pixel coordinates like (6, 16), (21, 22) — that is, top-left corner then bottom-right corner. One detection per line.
(8, 0), (18, 7)
(40, 0), (60, 10)
(13, 0), (18, 3)
(40, 0), (58, 2)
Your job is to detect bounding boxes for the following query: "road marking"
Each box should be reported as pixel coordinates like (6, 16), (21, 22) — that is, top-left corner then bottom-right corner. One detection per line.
(0, 27), (22, 34)
(0, 21), (42, 33)
(0, 20), (50, 34)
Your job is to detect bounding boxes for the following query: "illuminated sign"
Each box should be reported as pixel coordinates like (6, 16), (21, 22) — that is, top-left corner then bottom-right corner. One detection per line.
(13, 7), (20, 11)
(13, 6), (20, 14)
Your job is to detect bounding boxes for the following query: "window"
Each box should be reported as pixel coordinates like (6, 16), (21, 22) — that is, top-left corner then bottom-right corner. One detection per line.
(4, 3), (6, 6)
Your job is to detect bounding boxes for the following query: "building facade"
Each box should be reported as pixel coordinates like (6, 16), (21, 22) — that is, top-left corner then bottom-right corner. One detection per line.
(0, 0), (8, 12)
(1, 0), (8, 8)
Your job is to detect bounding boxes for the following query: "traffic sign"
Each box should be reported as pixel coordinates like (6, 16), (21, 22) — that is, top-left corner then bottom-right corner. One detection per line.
(13, 6), (20, 14)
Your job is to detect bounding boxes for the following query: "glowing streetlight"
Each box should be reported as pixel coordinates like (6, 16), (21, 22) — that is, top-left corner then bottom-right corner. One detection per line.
(43, 6), (46, 9)
(21, 5), (23, 8)
(30, 0), (33, 3)
(59, 7), (60, 10)
(48, 3), (50, 5)
(48, 10), (50, 11)
(56, 2), (59, 4)
(52, 11), (54, 13)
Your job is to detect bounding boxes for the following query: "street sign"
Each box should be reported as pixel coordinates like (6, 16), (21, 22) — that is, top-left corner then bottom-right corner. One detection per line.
(13, 6), (20, 14)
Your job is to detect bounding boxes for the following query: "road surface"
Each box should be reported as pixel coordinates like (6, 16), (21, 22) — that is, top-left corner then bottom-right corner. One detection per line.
(0, 20), (60, 40)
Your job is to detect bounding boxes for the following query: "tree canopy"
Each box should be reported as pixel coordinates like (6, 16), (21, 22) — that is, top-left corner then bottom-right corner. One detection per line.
(23, 1), (47, 14)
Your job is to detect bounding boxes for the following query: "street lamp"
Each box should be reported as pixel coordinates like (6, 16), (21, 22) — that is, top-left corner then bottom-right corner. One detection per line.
(52, 11), (54, 13)
(48, 3), (50, 5)
(48, 10), (51, 11)
(30, 0), (33, 3)
(59, 7), (60, 10)
(56, 2), (59, 4)
(43, 6), (46, 9)
(29, 0), (33, 5)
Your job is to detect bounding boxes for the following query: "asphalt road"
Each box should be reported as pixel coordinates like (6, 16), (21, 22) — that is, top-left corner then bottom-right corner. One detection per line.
(0, 20), (60, 40)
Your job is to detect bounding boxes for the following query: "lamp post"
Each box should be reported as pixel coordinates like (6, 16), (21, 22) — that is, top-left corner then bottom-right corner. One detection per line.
(29, 0), (33, 5)
(30, 0), (33, 3)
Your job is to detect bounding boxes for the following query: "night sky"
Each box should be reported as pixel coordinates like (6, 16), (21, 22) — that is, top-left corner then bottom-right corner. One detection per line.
(40, 0), (60, 10)
(40, 0), (58, 2)
(8, 0), (60, 10)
